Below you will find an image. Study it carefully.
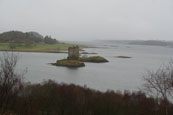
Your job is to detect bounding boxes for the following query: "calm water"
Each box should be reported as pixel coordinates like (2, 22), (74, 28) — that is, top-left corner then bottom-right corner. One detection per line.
(1, 42), (173, 92)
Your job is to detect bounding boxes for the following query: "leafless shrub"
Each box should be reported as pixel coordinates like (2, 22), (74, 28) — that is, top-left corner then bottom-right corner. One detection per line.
(0, 52), (24, 114)
(143, 61), (173, 115)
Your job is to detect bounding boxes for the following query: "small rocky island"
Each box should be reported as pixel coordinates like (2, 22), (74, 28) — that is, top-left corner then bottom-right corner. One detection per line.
(53, 46), (108, 67)
(115, 56), (132, 58)
(56, 59), (85, 67)
(80, 56), (108, 63)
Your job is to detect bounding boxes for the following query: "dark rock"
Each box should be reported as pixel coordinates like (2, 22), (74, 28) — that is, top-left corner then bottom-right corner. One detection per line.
(115, 56), (132, 58)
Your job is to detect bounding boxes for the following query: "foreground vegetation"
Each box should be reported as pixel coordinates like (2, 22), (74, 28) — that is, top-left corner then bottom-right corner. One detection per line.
(1, 80), (173, 115)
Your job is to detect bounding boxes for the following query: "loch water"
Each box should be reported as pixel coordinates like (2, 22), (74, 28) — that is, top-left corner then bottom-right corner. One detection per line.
(1, 42), (173, 92)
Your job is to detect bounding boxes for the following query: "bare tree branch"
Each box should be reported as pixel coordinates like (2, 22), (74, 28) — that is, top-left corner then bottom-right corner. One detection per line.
(143, 61), (173, 115)
(0, 52), (24, 114)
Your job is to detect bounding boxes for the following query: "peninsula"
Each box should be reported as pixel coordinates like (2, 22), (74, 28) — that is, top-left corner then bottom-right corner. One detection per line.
(0, 31), (84, 53)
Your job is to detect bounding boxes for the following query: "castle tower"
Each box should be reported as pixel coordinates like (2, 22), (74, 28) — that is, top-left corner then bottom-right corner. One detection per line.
(67, 46), (79, 60)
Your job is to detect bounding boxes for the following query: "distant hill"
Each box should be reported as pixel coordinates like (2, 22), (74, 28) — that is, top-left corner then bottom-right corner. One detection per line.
(0, 31), (43, 43)
(0, 31), (58, 44)
(98, 40), (173, 47)
(129, 40), (168, 46)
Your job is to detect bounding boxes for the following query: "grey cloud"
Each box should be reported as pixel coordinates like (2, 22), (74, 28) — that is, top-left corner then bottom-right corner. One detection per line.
(0, 0), (173, 41)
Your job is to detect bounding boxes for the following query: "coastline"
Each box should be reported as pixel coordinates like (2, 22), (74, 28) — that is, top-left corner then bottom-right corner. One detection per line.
(0, 43), (87, 53)
(0, 49), (68, 54)
(0, 49), (97, 54)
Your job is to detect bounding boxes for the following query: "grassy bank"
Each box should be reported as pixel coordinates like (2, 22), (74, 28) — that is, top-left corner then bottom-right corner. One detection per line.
(0, 43), (84, 53)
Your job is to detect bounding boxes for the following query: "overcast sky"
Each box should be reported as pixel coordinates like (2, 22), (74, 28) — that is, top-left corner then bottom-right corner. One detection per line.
(0, 0), (173, 41)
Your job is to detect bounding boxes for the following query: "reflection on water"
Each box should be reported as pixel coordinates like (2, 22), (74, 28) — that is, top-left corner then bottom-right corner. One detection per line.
(1, 42), (173, 92)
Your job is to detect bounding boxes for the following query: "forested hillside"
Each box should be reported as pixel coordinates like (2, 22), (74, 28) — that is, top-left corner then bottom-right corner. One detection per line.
(0, 31), (58, 44)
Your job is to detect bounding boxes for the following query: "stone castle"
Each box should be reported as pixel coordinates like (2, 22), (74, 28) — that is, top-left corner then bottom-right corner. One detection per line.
(67, 46), (79, 60)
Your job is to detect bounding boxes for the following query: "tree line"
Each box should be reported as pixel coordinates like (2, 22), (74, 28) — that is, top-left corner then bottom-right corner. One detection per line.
(0, 31), (58, 48)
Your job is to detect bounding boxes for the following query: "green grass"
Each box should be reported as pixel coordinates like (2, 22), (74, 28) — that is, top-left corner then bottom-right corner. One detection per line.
(0, 43), (10, 50)
(0, 43), (84, 53)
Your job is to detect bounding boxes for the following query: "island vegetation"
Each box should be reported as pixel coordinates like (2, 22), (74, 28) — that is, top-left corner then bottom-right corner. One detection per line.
(80, 56), (108, 63)
(53, 56), (108, 67)
(0, 31), (84, 52)
(54, 59), (85, 67)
